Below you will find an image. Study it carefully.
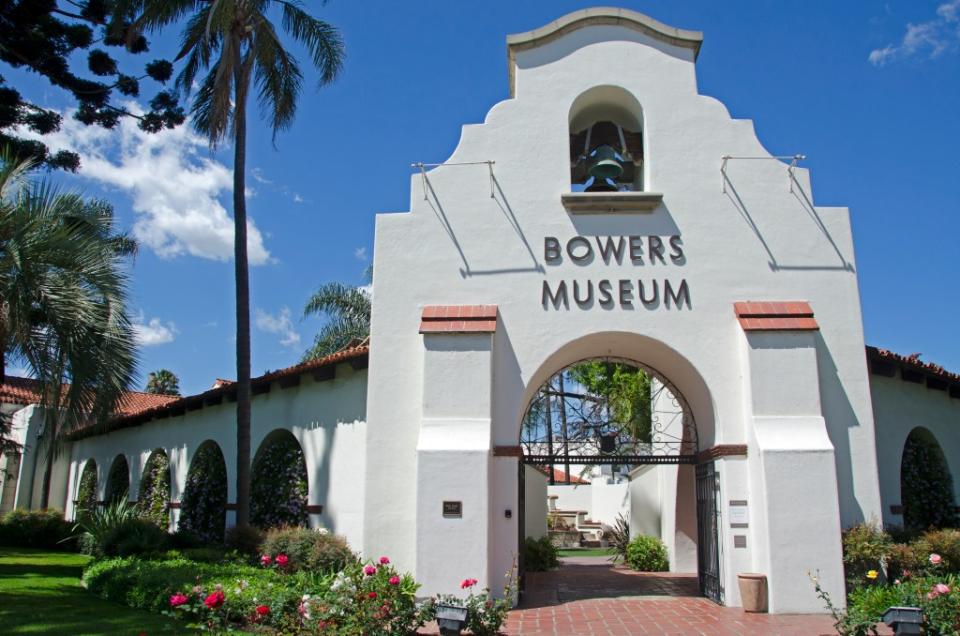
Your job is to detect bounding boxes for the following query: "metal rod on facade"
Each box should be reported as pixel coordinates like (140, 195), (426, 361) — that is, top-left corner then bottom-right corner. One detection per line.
(720, 154), (805, 193)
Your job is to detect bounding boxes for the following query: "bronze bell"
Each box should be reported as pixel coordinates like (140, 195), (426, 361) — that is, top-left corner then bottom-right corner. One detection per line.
(588, 145), (624, 180)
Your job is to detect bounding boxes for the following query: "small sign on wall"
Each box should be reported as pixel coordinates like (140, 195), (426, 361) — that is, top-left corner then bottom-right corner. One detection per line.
(729, 499), (748, 528)
(443, 501), (462, 518)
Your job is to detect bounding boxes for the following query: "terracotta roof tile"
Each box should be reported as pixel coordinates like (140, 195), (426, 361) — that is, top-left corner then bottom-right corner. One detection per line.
(866, 346), (960, 387)
(0, 377), (176, 414)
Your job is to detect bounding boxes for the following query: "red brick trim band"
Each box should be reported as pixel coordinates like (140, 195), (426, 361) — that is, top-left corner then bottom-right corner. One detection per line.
(306, 505), (324, 514)
(697, 444), (748, 463)
(734, 301), (818, 332)
(493, 445), (524, 457)
(420, 305), (498, 334)
(168, 501), (181, 509)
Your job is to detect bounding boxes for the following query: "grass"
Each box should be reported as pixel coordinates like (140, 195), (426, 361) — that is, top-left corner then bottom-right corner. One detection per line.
(0, 547), (188, 635)
(557, 547), (616, 557)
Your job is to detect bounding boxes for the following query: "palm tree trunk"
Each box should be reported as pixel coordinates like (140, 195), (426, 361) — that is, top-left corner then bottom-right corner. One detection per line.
(39, 415), (58, 509)
(233, 41), (252, 528)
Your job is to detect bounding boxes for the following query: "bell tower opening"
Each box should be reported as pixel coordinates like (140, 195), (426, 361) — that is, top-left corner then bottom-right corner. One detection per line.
(569, 86), (645, 192)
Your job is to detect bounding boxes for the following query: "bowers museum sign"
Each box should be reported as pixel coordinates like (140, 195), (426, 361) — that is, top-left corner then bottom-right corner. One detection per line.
(541, 235), (690, 310)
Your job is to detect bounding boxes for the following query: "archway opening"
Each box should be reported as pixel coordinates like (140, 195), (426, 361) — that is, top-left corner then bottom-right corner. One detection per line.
(75, 459), (98, 519)
(180, 441), (228, 542)
(518, 356), (719, 603)
(251, 430), (309, 529)
(138, 449), (171, 528)
(105, 454), (129, 505)
(901, 427), (958, 530)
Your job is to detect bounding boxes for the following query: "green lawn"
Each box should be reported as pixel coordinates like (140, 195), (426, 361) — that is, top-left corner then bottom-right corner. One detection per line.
(0, 548), (187, 635)
(557, 547), (615, 557)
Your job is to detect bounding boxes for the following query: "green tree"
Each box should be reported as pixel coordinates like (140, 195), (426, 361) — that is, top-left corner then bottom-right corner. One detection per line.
(0, 152), (139, 507)
(125, 0), (344, 526)
(0, 1), (184, 171)
(144, 368), (180, 395)
(302, 278), (371, 362)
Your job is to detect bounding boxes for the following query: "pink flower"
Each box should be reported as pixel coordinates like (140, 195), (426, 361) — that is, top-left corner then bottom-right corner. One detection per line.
(255, 604), (270, 617)
(275, 554), (289, 567)
(364, 565), (377, 576)
(461, 578), (478, 589)
(930, 553), (942, 565)
(204, 590), (225, 609)
(935, 583), (951, 595)
(380, 556), (391, 565)
(169, 593), (189, 607)
(389, 575), (400, 586)
(368, 591), (378, 599)
(260, 554), (272, 566)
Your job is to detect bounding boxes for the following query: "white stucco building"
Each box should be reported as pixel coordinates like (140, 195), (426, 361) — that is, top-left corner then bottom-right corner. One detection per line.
(3, 8), (959, 614)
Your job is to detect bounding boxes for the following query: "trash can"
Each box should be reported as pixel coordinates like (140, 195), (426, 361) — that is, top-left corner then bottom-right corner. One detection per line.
(737, 573), (768, 613)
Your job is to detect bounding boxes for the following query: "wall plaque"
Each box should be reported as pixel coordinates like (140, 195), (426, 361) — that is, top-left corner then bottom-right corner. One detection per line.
(729, 500), (749, 528)
(442, 501), (462, 518)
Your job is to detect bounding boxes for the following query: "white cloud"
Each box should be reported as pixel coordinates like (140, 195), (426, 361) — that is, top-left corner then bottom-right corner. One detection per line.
(870, 0), (960, 65)
(21, 104), (271, 264)
(132, 312), (177, 347)
(250, 167), (272, 185)
(293, 193), (304, 204)
(254, 307), (300, 347)
(354, 246), (368, 261)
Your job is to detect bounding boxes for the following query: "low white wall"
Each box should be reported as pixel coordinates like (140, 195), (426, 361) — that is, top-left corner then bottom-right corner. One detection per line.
(870, 372), (960, 528)
(524, 465), (547, 539)
(65, 363), (368, 552)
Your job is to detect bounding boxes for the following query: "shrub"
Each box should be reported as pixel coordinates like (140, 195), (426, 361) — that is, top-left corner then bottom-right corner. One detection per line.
(137, 451), (170, 528)
(260, 525), (355, 573)
(842, 522), (892, 584)
(522, 536), (559, 571)
(74, 499), (169, 557)
(251, 435), (309, 529)
(224, 524), (264, 555)
(625, 535), (668, 571)
(608, 513), (630, 564)
(75, 461), (98, 521)
(168, 527), (202, 549)
(921, 528), (960, 575)
(0, 509), (75, 550)
(436, 567), (517, 636)
(179, 443), (228, 543)
(901, 430), (959, 530)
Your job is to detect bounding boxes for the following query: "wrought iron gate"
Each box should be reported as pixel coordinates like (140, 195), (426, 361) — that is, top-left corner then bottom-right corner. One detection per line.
(696, 461), (723, 604)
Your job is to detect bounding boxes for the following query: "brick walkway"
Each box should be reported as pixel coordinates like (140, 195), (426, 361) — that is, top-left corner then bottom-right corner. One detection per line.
(423, 556), (846, 635)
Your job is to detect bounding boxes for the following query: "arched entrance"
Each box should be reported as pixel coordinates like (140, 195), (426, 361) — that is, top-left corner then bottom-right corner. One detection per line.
(517, 356), (721, 603)
(901, 427), (958, 530)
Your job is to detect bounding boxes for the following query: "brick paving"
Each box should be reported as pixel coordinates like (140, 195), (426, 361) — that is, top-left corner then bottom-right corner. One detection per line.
(422, 556), (849, 635)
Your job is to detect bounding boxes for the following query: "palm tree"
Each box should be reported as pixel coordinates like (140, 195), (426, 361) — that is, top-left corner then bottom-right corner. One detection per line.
(0, 152), (139, 507)
(124, 0), (344, 526)
(302, 279), (371, 361)
(145, 369), (181, 395)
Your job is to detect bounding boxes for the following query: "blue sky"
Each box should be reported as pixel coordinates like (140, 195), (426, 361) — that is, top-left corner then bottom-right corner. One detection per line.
(10, 1), (960, 395)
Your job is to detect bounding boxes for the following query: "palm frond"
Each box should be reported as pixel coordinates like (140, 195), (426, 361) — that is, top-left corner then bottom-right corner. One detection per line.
(278, 1), (344, 85)
(252, 18), (302, 139)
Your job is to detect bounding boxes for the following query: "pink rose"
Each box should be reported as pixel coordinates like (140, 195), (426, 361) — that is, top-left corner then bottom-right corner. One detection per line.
(930, 553), (942, 565)
(380, 556), (391, 565)
(169, 593), (189, 607)
(389, 575), (400, 586)
(260, 554), (272, 566)
(935, 583), (951, 595)
(461, 578), (478, 589)
(275, 554), (289, 567)
(364, 565), (377, 576)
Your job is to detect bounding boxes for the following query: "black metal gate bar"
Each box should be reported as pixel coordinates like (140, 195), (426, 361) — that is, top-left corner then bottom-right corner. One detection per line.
(696, 461), (723, 604)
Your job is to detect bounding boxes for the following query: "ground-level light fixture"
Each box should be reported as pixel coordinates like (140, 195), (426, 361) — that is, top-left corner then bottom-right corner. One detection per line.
(435, 603), (468, 635)
(882, 606), (923, 635)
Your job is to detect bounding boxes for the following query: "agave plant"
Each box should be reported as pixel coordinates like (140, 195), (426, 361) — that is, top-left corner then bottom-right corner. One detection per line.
(607, 512), (631, 564)
(70, 499), (139, 555)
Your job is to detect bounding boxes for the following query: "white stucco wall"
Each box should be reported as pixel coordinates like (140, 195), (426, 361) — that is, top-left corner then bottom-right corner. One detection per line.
(870, 372), (960, 528)
(364, 11), (879, 608)
(523, 465), (547, 540)
(65, 363), (368, 551)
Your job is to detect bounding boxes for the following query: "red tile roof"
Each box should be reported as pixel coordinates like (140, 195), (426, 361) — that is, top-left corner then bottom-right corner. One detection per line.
(68, 343), (370, 440)
(0, 376), (177, 414)
(866, 346), (960, 396)
(734, 301), (819, 331)
(537, 466), (590, 484)
(420, 305), (498, 334)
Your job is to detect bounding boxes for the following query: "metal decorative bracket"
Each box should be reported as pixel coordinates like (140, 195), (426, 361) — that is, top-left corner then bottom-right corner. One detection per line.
(721, 154), (806, 193)
(411, 160), (496, 200)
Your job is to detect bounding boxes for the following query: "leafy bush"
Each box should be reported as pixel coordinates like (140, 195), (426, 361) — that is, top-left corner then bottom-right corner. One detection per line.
(74, 499), (169, 557)
(921, 528), (960, 574)
(522, 536), (559, 571)
(901, 429), (959, 530)
(85, 555), (431, 634)
(137, 450), (170, 528)
(224, 524), (264, 556)
(0, 509), (75, 550)
(179, 443), (228, 543)
(625, 535), (668, 571)
(75, 461), (98, 521)
(436, 567), (517, 636)
(251, 435), (309, 529)
(842, 522), (893, 584)
(260, 525), (355, 573)
(168, 527), (202, 549)
(608, 513), (630, 564)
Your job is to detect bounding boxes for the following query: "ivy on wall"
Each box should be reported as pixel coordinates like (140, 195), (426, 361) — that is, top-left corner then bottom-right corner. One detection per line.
(179, 443), (228, 542)
(902, 428), (959, 530)
(76, 460), (98, 519)
(251, 433), (309, 529)
(105, 455), (129, 504)
(138, 450), (171, 528)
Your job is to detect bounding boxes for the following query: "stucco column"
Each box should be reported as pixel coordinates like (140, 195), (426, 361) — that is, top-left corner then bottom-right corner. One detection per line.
(741, 326), (845, 613)
(416, 327), (494, 597)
